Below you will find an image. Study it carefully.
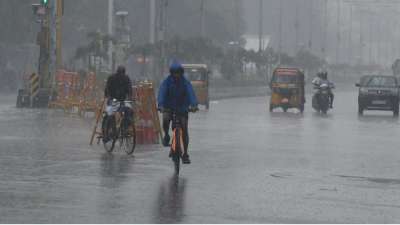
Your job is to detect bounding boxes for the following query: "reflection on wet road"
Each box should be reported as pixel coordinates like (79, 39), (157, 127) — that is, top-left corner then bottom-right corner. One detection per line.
(1, 91), (400, 223)
(154, 176), (187, 224)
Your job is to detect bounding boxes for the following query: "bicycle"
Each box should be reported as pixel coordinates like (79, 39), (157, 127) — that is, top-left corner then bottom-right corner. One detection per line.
(161, 108), (197, 175)
(102, 99), (136, 155)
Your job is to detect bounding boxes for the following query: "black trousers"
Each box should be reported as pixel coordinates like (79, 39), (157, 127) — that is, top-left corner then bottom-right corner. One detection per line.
(329, 92), (334, 105)
(163, 112), (189, 154)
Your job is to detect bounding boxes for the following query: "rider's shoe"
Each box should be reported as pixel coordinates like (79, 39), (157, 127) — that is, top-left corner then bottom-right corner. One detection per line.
(182, 154), (191, 164)
(163, 134), (170, 147)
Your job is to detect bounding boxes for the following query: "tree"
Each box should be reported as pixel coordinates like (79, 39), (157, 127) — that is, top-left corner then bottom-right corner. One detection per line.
(74, 30), (115, 71)
(294, 49), (325, 71)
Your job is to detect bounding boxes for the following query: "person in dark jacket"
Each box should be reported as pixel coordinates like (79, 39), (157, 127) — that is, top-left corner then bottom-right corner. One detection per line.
(158, 61), (198, 164)
(105, 65), (132, 101)
(102, 66), (133, 142)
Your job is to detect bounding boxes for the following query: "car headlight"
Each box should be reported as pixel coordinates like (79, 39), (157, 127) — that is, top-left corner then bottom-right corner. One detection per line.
(360, 87), (368, 95)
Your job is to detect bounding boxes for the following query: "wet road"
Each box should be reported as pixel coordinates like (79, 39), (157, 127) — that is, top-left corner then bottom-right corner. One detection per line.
(1, 91), (400, 223)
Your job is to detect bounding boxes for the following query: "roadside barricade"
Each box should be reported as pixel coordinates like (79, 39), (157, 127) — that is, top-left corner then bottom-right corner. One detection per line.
(134, 82), (162, 144)
(78, 72), (101, 116)
(49, 70), (103, 116)
(49, 70), (80, 112)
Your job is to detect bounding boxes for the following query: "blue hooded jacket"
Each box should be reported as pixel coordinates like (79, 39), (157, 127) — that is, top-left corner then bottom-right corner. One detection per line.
(158, 62), (198, 113)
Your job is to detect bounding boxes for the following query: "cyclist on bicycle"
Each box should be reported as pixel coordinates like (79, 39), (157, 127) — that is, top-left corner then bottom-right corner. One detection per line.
(158, 61), (198, 164)
(103, 65), (133, 142)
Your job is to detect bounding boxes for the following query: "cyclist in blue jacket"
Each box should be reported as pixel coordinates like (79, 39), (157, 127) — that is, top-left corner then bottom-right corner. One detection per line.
(158, 61), (198, 164)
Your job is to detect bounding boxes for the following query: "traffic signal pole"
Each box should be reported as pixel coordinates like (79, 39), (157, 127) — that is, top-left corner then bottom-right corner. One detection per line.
(56, 0), (63, 69)
(17, 0), (62, 108)
(48, 0), (57, 90)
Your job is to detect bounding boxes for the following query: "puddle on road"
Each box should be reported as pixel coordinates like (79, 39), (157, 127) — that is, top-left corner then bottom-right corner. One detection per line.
(270, 172), (293, 178)
(0, 136), (34, 141)
(335, 174), (400, 185)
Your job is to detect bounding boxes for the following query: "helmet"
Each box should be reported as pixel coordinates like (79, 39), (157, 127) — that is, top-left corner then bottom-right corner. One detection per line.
(116, 65), (126, 75)
(321, 71), (328, 79)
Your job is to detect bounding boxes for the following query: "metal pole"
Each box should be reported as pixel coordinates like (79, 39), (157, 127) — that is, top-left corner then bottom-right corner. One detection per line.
(158, 0), (167, 78)
(258, 0), (264, 52)
(49, 0), (57, 90)
(108, 0), (114, 72)
(200, 0), (205, 38)
(278, 0), (282, 65)
(377, 18), (380, 66)
(309, 0), (313, 50)
(349, 4), (353, 65)
(235, 0), (240, 42)
(369, 10), (372, 65)
(323, 0), (327, 60)
(360, 9), (364, 65)
(397, 21), (400, 61)
(56, 0), (62, 69)
(295, 1), (299, 52)
(149, 0), (156, 44)
(336, 0), (341, 65)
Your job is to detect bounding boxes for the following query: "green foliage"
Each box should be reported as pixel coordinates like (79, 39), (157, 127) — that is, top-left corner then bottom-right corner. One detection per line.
(294, 49), (325, 71)
(129, 37), (224, 66)
(74, 31), (114, 61)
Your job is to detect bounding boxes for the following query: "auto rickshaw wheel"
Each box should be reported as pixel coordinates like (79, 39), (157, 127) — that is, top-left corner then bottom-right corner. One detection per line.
(393, 103), (399, 117)
(358, 105), (364, 115)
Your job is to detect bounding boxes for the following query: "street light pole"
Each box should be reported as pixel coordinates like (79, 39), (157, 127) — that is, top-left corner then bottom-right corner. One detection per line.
(323, 0), (327, 60)
(336, 0), (341, 65)
(48, 0), (57, 89)
(295, 1), (299, 53)
(258, 0), (264, 52)
(278, 0), (282, 65)
(108, 0), (114, 72)
(349, 4), (353, 65)
(309, 0), (313, 51)
(200, 0), (205, 38)
(368, 8), (372, 65)
(149, 0), (156, 44)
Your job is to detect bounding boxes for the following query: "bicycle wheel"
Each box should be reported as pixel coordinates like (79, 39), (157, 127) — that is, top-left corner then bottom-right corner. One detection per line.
(103, 116), (117, 153)
(122, 120), (136, 155)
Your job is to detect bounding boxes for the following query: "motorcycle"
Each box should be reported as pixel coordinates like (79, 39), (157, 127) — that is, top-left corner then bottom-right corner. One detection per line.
(312, 83), (332, 114)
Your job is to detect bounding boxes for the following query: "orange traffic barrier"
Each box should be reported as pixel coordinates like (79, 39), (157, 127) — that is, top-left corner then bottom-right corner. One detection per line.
(133, 82), (162, 145)
(78, 72), (101, 116)
(49, 70), (103, 116)
(49, 70), (80, 112)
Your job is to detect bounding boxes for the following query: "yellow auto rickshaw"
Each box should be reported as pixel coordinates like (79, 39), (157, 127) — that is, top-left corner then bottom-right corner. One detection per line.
(269, 67), (305, 113)
(183, 64), (210, 109)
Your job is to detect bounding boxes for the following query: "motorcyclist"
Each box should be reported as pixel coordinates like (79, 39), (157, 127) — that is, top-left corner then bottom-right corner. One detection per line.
(158, 61), (198, 164)
(312, 71), (335, 108)
(103, 66), (133, 142)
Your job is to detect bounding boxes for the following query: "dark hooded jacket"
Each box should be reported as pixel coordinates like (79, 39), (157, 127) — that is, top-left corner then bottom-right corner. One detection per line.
(157, 62), (198, 113)
(105, 72), (132, 101)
